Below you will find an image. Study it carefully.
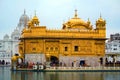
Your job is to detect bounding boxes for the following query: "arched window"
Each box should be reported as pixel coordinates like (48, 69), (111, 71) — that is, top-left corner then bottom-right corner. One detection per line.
(74, 46), (78, 51)
(46, 47), (49, 51)
(50, 47), (53, 51)
(65, 47), (68, 51)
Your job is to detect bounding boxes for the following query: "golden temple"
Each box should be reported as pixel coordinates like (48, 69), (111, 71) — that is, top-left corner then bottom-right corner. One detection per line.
(12, 10), (106, 67)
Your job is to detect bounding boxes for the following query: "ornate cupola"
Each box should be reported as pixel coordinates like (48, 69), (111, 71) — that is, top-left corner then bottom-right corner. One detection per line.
(87, 18), (93, 30)
(31, 11), (40, 26)
(63, 10), (93, 30)
(96, 14), (106, 29)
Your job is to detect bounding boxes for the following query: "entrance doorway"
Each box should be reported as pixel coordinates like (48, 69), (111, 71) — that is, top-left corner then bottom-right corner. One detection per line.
(79, 60), (85, 67)
(50, 56), (59, 66)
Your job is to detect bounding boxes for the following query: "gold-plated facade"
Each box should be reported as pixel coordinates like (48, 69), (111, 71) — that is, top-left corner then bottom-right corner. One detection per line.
(19, 10), (106, 63)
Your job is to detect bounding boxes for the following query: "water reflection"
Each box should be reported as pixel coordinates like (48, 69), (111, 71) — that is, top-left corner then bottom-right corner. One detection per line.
(0, 67), (11, 80)
(1, 67), (120, 80)
(11, 71), (120, 80)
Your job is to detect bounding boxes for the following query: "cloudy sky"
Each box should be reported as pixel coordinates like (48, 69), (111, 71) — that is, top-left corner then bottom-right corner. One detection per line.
(0, 0), (120, 39)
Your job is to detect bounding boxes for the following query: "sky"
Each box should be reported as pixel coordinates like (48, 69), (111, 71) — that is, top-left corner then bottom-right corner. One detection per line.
(0, 0), (120, 39)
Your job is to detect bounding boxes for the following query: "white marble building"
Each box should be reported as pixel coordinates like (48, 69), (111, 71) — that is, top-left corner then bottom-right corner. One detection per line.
(0, 35), (12, 65)
(106, 39), (120, 63)
(0, 11), (29, 65)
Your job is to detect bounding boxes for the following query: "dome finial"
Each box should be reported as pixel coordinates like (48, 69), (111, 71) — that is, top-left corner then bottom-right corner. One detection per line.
(24, 9), (26, 15)
(74, 9), (78, 18)
(97, 13), (104, 21)
(34, 10), (36, 16)
(100, 13), (102, 18)
(32, 10), (39, 26)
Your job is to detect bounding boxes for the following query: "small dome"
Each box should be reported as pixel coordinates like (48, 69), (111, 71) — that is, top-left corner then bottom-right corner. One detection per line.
(4, 34), (9, 40)
(4, 34), (9, 38)
(97, 16), (104, 22)
(33, 15), (39, 20)
(32, 15), (39, 23)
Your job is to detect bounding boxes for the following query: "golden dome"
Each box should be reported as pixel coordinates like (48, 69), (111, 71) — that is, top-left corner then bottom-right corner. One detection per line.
(67, 17), (87, 26)
(69, 10), (86, 24)
(63, 10), (89, 29)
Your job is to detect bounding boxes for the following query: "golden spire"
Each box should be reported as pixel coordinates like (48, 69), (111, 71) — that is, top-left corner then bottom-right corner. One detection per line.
(74, 9), (78, 18)
(34, 10), (36, 16)
(100, 13), (101, 18)
(98, 13), (104, 21)
(33, 10), (38, 20)
(100, 13), (102, 19)
(32, 10), (39, 26)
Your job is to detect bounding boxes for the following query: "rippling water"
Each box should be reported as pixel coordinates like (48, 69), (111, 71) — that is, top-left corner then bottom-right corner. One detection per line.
(0, 67), (120, 80)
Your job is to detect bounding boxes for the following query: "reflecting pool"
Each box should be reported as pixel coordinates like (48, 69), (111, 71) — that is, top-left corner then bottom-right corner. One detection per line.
(0, 67), (120, 80)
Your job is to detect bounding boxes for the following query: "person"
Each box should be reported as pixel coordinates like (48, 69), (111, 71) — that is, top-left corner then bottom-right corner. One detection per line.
(2, 60), (5, 65)
(100, 58), (103, 65)
(72, 62), (74, 67)
(0, 60), (1, 65)
(64, 63), (66, 67)
(59, 62), (62, 67)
